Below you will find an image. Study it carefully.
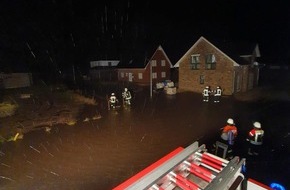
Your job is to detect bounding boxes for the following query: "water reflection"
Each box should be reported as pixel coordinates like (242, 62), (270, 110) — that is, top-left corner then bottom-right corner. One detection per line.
(0, 91), (289, 189)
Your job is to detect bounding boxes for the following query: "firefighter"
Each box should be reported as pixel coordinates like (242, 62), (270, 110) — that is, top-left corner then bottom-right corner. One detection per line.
(247, 121), (264, 156)
(202, 86), (211, 102)
(122, 88), (132, 106)
(220, 118), (238, 146)
(108, 93), (118, 109)
(214, 86), (222, 103)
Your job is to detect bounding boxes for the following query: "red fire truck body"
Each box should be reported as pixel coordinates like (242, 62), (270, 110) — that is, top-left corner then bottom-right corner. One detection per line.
(114, 141), (271, 190)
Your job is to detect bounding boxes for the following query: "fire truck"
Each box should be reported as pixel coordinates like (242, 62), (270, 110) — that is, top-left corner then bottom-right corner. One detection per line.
(113, 141), (272, 190)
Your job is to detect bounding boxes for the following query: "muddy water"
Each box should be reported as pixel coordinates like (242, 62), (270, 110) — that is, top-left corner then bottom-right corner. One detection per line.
(0, 90), (289, 190)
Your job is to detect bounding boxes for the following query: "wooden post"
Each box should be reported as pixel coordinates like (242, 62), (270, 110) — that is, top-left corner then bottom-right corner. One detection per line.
(107, 95), (110, 110)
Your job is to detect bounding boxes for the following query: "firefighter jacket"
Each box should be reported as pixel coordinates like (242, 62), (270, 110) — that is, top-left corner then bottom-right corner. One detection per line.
(221, 125), (238, 141)
(248, 128), (264, 145)
(203, 89), (210, 96)
(122, 91), (132, 100)
(215, 88), (222, 96)
(109, 96), (117, 103)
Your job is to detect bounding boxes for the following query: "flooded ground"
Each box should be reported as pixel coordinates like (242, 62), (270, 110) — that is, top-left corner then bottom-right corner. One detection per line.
(1, 83), (290, 189)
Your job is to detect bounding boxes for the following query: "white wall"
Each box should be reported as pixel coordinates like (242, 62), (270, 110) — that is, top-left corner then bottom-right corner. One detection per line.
(247, 178), (271, 190)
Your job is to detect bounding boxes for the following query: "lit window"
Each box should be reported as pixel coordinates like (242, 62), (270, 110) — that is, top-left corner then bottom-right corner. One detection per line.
(161, 72), (166, 78)
(121, 72), (124, 78)
(190, 54), (200, 70)
(138, 73), (143, 79)
(151, 60), (157, 67)
(161, 60), (166, 66)
(152, 72), (157, 79)
(205, 54), (216, 70)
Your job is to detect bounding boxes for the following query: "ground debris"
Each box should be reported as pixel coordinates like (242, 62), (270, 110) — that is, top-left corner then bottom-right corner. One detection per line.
(0, 85), (100, 142)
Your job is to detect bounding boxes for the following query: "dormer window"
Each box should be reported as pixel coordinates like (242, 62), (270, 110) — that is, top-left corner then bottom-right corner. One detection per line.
(190, 54), (200, 70)
(205, 54), (216, 70)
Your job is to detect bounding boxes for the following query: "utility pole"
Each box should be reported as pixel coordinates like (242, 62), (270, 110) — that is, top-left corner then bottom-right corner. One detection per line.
(72, 65), (76, 84)
(150, 61), (152, 98)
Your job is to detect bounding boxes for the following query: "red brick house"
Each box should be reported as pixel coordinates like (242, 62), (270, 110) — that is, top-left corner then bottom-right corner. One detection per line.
(117, 45), (173, 86)
(175, 36), (261, 95)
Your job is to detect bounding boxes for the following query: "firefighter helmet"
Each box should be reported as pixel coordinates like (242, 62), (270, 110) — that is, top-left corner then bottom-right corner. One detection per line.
(124, 88), (128, 91)
(253, 121), (261, 129)
(227, 118), (234, 125)
(111, 93), (115, 96)
(217, 86), (220, 89)
(206, 86), (209, 89)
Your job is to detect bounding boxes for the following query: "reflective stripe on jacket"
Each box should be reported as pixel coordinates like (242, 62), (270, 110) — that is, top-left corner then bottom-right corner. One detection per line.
(203, 89), (210, 96)
(249, 129), (264, 145)
(215, 89), (222, 96)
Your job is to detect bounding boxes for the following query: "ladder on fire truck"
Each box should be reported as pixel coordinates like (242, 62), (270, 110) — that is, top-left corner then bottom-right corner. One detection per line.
(114, 141), (271, 190)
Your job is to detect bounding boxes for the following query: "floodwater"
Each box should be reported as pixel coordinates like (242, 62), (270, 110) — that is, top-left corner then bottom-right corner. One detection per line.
(0, 87), (289, 190)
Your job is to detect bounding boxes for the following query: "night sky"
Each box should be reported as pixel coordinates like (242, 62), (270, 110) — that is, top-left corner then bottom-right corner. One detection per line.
(0, 0), (289, 75)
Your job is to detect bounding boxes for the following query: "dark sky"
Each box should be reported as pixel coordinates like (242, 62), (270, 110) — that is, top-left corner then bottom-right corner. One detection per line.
(0, 0), (289, 74)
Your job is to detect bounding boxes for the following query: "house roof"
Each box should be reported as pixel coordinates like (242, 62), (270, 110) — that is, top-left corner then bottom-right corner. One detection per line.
(174, 36), (260, 68)
(90, 60), (120, 68)
(117, 45), (173, 69)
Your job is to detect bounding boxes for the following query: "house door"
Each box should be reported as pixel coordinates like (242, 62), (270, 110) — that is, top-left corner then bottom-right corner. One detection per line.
(235, 74), (241, 93)
(128, 73), (133, 82)
(248, 73), (254, 90)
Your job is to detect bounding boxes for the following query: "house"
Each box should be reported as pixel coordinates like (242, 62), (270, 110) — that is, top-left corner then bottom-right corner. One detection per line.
(117, 45), (173, 86)
(0, 61), (33, 89)
(174, 36), (261, 95)
(89, 60), (120, 81)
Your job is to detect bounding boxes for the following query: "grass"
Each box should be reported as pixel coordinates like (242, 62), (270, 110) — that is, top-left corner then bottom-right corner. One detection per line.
(0, 102), (18, 118)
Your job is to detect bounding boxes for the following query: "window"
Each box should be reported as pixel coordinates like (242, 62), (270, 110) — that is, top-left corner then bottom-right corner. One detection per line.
(138, 73), (143, 79)
(205, 54), (216, 70)
(151, 60), (157, 67)
(190, 54), (200, 70)
(161, 60), (166, 66)
(120, 72), (124, 78)
(200, 75), (204, 84)
(161, 72), (166, 78)
(152, 72), (157, 79)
